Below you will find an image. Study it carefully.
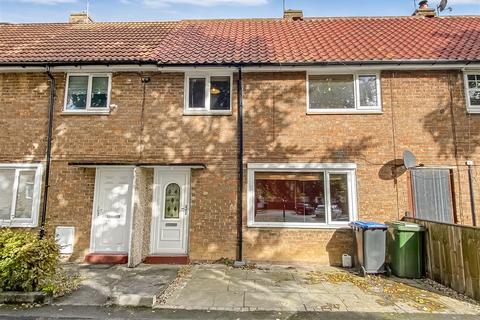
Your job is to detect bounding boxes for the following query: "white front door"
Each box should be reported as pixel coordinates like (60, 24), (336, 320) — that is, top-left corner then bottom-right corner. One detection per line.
(91, 168), (133, 253)
(151, 170), (190, 255)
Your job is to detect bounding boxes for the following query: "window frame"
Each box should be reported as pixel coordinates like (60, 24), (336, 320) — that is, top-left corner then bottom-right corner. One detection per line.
(306, 71), (382, 114)
(247, 163), (358, 229)
(184, 72), (233, 115)
(464, 71), (480, 114)
(63, 73), (112, 114)
(0, 163), (43, 228)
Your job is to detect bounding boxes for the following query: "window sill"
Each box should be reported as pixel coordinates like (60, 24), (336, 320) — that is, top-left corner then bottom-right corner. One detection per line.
(183, 110), (232, 116)
(247, 222), (351, 230)
(61, 110), (111, 116)
(0, 222), (37, 228)
(307, 109), (383, 115)
(467, 108), (480, 114)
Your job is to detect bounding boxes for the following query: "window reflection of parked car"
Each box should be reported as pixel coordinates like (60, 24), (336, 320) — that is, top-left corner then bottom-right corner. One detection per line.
(295, 202), (315, 215)
(331, 204), (344, 220)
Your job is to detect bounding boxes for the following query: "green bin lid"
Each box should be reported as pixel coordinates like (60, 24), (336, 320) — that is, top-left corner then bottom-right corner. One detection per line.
(387, 221), (425, 232)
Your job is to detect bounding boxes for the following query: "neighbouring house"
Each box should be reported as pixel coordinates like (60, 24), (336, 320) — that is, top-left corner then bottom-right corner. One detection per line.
(0, 4), (479, 267)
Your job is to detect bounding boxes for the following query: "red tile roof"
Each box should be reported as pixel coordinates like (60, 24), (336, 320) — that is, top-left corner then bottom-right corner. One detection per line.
(0, 22), (178, 64)
(1, 16), (479, 65)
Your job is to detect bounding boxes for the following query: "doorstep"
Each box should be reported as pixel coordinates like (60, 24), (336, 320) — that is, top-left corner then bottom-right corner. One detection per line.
(85, 253), (128, 264)
(145, 255), (189, 265)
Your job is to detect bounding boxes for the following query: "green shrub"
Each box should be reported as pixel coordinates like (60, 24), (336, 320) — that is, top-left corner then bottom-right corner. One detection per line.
(0, 229), (59, 292)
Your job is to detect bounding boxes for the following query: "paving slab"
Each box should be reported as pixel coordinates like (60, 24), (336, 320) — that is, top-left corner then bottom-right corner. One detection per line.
(182, 278), (229, 292)
(244, 292), (305, 311)
(299, 292), (347, 312)
(227, 278), (257, 292)
(55, 263), (178, 307)
(213, 291), (244, 308)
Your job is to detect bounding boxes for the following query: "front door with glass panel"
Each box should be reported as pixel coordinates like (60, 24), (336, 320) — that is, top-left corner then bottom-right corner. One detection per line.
(151, 170), (190, 255)
(91, 168), (133, 253)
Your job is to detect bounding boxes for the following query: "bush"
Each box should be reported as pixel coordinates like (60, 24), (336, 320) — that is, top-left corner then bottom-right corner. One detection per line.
(0, 229), (59, 292)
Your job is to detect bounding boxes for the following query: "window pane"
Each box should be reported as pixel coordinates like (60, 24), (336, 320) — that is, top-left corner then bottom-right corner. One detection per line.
(188, 78), (206, 109)
(164, 183), (180, 219)
(358, 75), (378, 107)
(468, 75), (480, 106)
(309, 75), (354, 109)
(210, 76), (231, 110)
(90, 77), (109, 108)
(329, 174), (350, 222)
(66, 76), (88, 110)
(254, 172), (326, 223)
(14, 170), (35, 219)
(0, 169), (15, 220)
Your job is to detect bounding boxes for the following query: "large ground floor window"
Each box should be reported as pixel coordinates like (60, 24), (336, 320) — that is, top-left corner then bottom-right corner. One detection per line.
(0, 164), (43, 227)
(247, 163), (357, 228)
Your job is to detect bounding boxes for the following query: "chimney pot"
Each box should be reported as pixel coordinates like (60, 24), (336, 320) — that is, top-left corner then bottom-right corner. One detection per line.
(413, 1), (436, 17)
(69, 12), (93, 23)
(283, 9), (303, 21)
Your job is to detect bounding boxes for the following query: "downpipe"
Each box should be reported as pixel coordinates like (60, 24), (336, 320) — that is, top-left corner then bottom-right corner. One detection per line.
(39, 67), (56, 239)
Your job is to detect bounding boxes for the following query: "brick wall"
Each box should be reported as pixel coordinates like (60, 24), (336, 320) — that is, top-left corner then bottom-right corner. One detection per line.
(0, 70), (478, 264)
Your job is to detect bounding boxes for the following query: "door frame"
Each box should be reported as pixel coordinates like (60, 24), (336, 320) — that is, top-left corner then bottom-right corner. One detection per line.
(150, 167), (191, 255)
(89, 166), (135, 254)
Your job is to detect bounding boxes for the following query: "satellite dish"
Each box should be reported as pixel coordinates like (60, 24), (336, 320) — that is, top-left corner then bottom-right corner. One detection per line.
(438, 0), (448, 12)
(403, 150), (417, 169)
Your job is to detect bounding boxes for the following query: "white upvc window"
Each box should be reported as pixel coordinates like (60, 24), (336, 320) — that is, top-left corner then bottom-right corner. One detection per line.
(307, 72), (382, 114)
(0, 164), (43, 228)
(63, 73), (112, 114)
(464, 72), (480, 113)
(184, 72), (233, 115)
(247, 163), (358, 229)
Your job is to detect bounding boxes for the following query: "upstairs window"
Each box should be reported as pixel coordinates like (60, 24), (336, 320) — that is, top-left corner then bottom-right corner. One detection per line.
(64, 74), (111, 113)
(308, 73), (381, 113)
(185, 73), (232, 114)
(465, 73), (480, 113)
(0, 164), (42, 228)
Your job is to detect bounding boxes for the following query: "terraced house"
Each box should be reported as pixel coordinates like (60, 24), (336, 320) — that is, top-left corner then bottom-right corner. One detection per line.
(0, 5), (479, 267)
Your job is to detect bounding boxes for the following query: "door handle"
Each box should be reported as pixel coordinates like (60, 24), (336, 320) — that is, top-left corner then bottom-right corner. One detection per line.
(181, 205), (188, 216)
(97, 208), (103, 216)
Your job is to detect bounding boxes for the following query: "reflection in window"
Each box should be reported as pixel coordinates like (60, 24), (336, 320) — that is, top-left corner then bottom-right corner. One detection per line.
(188, 78), (206, 109)
(164, 183), (180, 219)
(254, 172), (326, 224)
(253, 170), (353, 226)
(210, 76), (230, 110)
(329, 174), (349, 222)
(0, 169), (15, 220)
(467, 74), (480, 108)
(309, 75), (355, 109)
(358, 75), (378, 107)
(14, 171), (35, 219)
(64, 74), (110, 111)
(65, 76), (88, 110)
(0, 167), (39, 226)
(90, 77), (109, 108)
(186, 74), (232, 112)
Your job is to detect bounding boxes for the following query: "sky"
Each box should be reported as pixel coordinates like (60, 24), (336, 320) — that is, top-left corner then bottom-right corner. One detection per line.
(0, 0), (479, 23)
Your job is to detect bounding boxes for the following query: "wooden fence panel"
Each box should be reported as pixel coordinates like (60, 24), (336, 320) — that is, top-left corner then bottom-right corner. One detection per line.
(405, 218), (480, 301)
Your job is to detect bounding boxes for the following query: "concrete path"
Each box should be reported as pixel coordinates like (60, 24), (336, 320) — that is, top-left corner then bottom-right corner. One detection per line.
(55, 264), (178, 307)
(156, 264), (480, 315)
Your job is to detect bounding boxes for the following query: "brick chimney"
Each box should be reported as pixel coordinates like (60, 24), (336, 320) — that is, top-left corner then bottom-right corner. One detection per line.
(413, 0), (436, 17)
(69, 12), (93, 23)
(283, 9), (303, 21)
